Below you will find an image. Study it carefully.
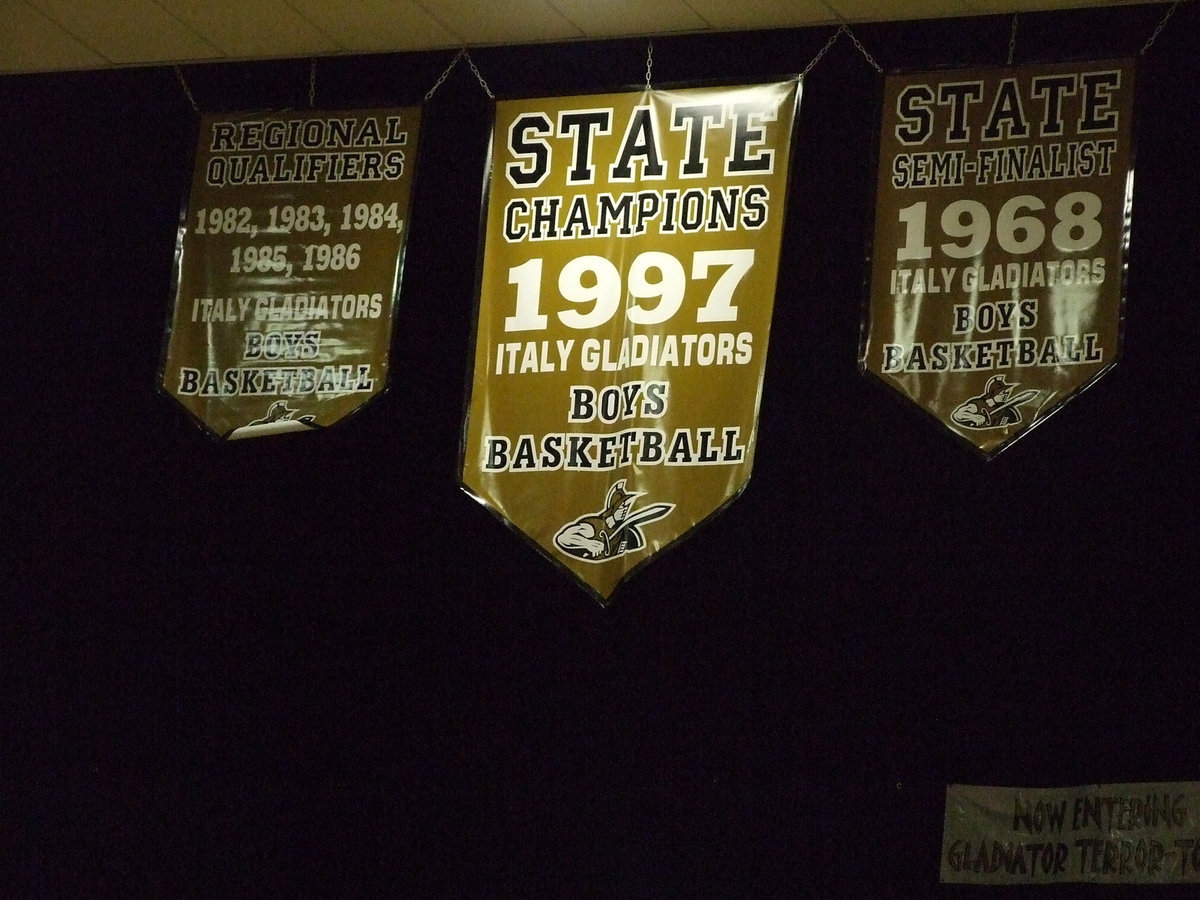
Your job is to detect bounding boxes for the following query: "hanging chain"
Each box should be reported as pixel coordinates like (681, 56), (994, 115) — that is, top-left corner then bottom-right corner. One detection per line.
(173, 65), (199, 113)
(464, 50), (495, 99)
(645, 40), (654, 90)
(425, 49), (494, 101)
(1141, 0), (1182, 55)
(309, 59), (317, 108)
(799, 23), (881, 80)
(425, 49), (466, 101)
(800, 25), (845, 81)
(843, 25), (883, 73)
(1007, 14), (1019, 65)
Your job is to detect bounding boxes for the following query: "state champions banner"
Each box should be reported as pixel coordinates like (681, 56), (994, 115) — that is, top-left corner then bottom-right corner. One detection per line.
(461, 80), (800, 602)
(161, 107), (420, 439)
(862, 60), (1135, 455)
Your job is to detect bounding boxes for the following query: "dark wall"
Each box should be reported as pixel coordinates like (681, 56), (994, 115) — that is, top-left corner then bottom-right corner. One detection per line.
(4, 3), (1198, 895)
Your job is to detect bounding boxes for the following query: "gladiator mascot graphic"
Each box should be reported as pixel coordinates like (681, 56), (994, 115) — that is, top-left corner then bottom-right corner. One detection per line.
(554, 480), (673, 563)
(227, 399), (319, 439)
(951, 375), (1039, 430)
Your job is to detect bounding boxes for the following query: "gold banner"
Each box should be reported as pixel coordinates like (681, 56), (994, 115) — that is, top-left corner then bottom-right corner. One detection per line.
(161, 107), (420, 438)
(461, 81), (799, 601)
(863, 61), (1135, 455)
(943, 783), (1200, 884)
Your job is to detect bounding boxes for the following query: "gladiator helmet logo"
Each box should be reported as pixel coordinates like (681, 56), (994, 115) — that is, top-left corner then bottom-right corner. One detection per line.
(249, 399), (313, 427)
(227, 399), (318, 439)
(951, 375), (1039, 430)
(554, 479), (673, 563)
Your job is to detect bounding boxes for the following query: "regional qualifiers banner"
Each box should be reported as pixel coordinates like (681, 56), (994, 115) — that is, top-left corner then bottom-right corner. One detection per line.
(461, 81), (799, 602)
(162, 108), (420, 439)
(862, 61), (1134, 455)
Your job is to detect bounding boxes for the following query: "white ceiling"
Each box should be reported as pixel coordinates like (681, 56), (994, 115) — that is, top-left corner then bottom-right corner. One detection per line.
(0, 0), (1169, 74)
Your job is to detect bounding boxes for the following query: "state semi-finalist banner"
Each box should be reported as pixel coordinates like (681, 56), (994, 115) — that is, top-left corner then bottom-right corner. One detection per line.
(862, 60), (1135, 455)
(161, 107), (420, 439)
(942, 782), (1200, 885)
(461, 80), (799, 602)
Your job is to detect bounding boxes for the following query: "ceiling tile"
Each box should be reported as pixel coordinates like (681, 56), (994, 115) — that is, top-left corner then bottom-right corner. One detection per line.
(547, 0), (707, 38)
(681, 0), (836, 31)
(968, 0), (1131, 10)
(153, 0), (340, 58)
(286, 0), (457, 52)
(0, 0), (109, 71)
(27, 0), (220, 64)
(422, 0), (584, 46)
(825, 0), (976, 21)
(0, 0), (1174, 74)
